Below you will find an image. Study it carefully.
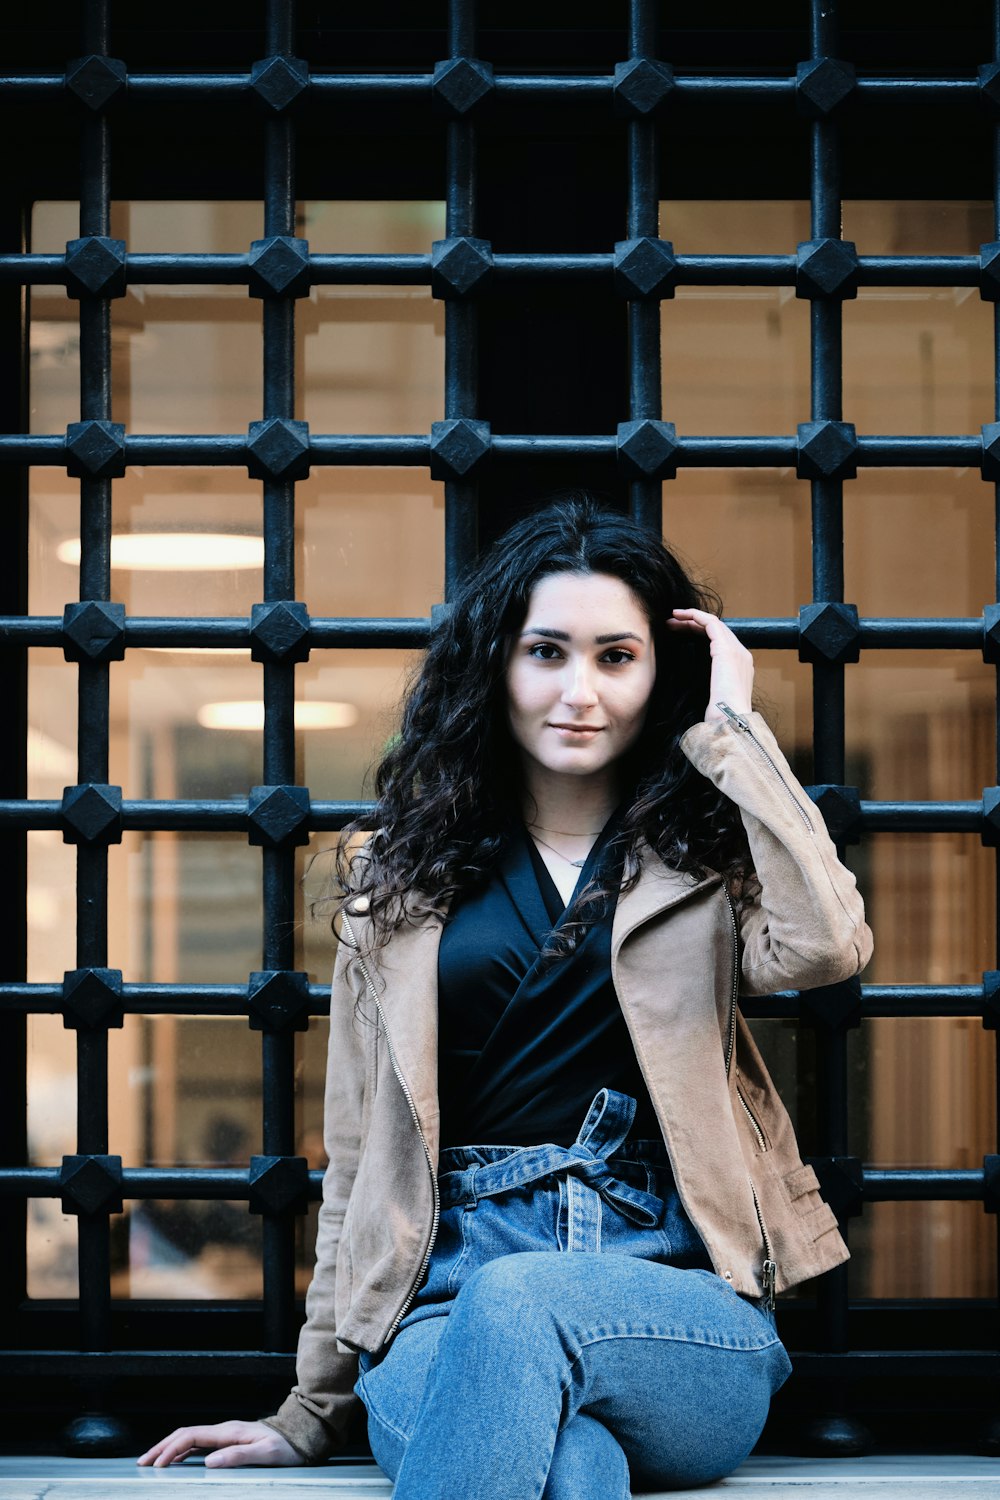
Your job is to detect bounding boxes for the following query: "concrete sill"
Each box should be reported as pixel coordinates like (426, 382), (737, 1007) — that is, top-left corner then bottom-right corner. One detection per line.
(2, 1454), (1000, 1498)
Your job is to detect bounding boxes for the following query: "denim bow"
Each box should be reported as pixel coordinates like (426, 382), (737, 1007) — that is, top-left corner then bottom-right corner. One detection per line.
(439, 1088), (666, 1229)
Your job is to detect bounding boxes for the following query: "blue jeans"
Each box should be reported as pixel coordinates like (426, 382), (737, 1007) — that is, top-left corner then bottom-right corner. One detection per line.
(354, 1089), (792, 1498)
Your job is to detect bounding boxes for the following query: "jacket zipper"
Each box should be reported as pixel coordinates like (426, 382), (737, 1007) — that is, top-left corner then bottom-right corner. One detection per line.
(749, 1176), (777, 1311)
(723, 885), (777, 1309)
(723, 887), (739, 1079)
(737, 1085), (767, 1151)
(716, 703), (814, 836)
(340, 911), (440, 1340)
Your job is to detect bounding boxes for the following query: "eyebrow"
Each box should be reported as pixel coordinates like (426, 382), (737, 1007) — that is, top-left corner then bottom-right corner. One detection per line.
(520, 627), (646, 645)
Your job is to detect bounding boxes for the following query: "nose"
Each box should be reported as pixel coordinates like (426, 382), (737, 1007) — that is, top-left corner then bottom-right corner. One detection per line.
(561, 657), (599, 709)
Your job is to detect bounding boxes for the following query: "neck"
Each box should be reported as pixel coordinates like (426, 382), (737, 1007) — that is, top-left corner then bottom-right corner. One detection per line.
(520, 763), (621, 835)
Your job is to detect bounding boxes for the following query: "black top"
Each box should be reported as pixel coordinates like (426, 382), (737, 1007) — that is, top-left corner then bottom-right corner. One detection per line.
(437, 815), (662, 1148)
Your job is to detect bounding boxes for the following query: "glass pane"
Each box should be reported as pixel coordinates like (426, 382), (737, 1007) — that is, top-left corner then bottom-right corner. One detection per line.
(303, 288), (443, 435)
(844, 287), (991, 437)
(298, 470), (444, 618)
(862, 833), (995, 986)
(662, 286), (808, 435)
(665, 469), (810, 618)
(845, 469), (992, 618)
(841, 200), (992, 256)
(664, 200), (810, 256)
(849, 1202), (996, 1300)
(847, 652), (994, 802)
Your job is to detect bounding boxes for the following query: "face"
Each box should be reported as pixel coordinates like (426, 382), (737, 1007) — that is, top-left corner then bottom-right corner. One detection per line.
(505, 570), (656, 783)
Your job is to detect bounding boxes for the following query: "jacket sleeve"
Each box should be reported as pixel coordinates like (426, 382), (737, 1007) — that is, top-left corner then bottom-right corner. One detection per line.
(679, 707), (873, 997)
(260, 931), (366, 1462)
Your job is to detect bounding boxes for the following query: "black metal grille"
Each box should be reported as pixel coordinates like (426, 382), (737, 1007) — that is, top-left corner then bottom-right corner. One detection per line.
(2, 0), (1000, 1457)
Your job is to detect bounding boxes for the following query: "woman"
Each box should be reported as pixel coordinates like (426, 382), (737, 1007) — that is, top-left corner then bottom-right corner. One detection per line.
(139, 496), (872, 1495)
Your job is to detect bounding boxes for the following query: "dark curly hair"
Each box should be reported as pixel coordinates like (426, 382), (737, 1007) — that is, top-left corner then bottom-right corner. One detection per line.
(335, 493), (751, 952)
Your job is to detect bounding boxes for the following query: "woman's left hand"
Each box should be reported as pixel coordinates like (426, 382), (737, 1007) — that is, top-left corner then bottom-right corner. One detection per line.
(667, 608), (754, 723)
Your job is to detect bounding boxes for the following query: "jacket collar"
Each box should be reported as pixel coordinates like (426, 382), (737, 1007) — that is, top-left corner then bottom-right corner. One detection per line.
(612, 847), (721, 953)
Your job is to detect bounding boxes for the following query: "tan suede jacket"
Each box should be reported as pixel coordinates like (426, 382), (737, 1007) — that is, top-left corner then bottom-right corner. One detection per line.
(265, 707), (873, 1462)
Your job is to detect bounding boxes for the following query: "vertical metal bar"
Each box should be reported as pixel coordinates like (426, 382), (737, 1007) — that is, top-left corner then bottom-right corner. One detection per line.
(443, 0), (480, 596)
(807, 0), (853, 1399)
(992, 0), (1000, 1355)
(626, 0), (662, 533)
(0, 195), (29, 1337)
(74, 0), (114, 1363)
(260, 0), (299, 1352)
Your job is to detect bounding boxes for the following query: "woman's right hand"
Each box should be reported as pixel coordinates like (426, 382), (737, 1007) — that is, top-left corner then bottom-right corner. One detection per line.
(136, 1419), (301, 1468)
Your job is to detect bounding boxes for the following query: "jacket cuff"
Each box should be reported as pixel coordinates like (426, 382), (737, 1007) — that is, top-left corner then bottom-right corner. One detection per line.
(261, 1396), (341, 1465)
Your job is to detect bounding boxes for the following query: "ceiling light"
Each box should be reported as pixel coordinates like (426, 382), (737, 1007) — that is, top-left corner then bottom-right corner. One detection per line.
(57, 534), (264, 571)
(197, 700), (359, 731)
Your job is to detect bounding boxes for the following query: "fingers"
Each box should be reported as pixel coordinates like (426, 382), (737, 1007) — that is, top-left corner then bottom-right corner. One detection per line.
(136, 1422), (248, 1468)
(668, 609), (749, 651)
(137, 1422), (300, 1470)
(204, 1440), (282, 1468)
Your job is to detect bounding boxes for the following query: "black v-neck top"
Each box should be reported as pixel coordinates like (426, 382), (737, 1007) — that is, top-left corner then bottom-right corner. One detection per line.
(436, 816), (662, 1148)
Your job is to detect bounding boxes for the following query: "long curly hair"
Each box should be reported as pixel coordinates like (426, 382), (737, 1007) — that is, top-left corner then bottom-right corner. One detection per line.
(335, 493), (751, 952)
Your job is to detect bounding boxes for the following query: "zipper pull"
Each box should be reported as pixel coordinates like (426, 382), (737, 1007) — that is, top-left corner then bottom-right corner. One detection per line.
(717, 702), (751, 732)
(762, 1258), (777, 1311)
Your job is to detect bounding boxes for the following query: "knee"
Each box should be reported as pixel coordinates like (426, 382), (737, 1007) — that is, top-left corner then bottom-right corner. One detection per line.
(449, 1252), (567, 1348)
(453, 1253), (559, 1319)
(543, 1414), (628, 1500)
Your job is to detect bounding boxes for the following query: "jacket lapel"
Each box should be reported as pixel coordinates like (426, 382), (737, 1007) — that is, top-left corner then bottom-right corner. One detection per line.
(356, 910), (443, 1163)
(612, 847), (721, 955)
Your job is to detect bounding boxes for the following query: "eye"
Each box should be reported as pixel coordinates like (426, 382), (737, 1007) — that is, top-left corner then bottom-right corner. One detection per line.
(602, 648), (636, 665)
(527, 642), (563, 660)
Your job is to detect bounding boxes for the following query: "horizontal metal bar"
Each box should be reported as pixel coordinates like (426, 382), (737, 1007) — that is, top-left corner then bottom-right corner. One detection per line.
(730, 619), (988, 649)
(0, 617), (983, 652)
(0, 1165), (980, 1204)
(1, 982), (986, 1021)
(0, 433), (987, 469)
(0, 1351), (298, 1380)
(133, 253), (430, 286)
(741, 984), (988, 1020)
(0, 981), (331, 1015)
(0, 250), (985, 289)
(0, 1167), (325, 1200)
(0, 72), (983, 103)
(0, 798), (983, 833)
(791, 1350), (1000, 1376)
(857, 986), (986, 1018)
(0, 800), (368, 830)
(859, 801), (983, 832)
(864, 1169), (984, 1201)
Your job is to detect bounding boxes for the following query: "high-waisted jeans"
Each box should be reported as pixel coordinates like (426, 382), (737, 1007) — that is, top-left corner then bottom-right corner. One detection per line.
(354, 1089), (792, 1499)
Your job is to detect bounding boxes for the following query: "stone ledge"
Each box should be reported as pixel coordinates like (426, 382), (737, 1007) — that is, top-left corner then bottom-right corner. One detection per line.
(1, 1453), (1000, 1497)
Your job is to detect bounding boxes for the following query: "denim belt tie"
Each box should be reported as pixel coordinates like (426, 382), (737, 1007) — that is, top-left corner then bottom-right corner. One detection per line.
(438, 1088), (666, 1229)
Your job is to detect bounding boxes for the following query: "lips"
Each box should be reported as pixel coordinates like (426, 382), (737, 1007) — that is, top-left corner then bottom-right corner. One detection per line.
(549, 723), (603, 734)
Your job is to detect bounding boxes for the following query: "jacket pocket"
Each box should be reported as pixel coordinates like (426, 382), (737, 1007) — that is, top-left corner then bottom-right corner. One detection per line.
(783, 1162), (840, 1240)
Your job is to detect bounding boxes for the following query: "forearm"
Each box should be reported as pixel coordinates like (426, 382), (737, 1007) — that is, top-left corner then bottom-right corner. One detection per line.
(680, 706), (873, 994)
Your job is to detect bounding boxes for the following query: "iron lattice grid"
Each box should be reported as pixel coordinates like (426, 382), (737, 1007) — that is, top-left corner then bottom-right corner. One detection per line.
(2, 0), (1000, 1454)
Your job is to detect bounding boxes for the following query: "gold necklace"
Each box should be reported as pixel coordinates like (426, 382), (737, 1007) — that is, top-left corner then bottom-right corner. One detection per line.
(529, 831), (592, 869)
(527, 822), (604, 836)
